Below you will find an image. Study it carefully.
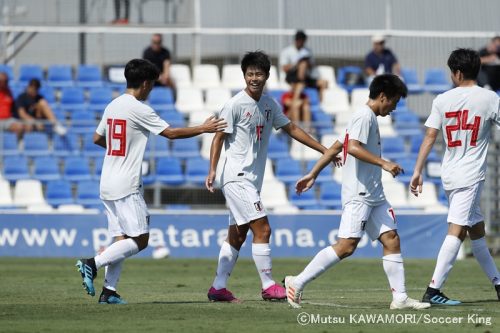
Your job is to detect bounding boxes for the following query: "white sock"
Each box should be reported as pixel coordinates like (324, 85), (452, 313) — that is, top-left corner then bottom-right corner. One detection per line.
(212, 241), (239, 290)
(294, 246), (340, 290)
(471, 237), (500, 285)
(429, 235), (462, 289)
(94, 238), (139, 269)
(252, 243), (275, 290)
(104, 259), (124, 291)
(382, 253), (407, 302)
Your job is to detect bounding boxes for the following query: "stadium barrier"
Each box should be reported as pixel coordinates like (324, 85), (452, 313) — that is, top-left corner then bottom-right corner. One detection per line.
(0, 212), (447, 258)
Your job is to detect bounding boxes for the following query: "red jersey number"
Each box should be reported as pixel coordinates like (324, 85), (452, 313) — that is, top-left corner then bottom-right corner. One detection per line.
(445, 110), (480, 148)
(106, 119), (127, 156)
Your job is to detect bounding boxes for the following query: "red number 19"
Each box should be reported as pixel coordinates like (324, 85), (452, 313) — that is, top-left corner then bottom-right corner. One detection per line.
(445, 110), (480, 148)
(106, 118), (127, 156)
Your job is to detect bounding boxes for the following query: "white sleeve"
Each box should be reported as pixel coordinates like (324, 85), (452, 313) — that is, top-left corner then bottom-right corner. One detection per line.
(131, 106), (169, 135)
(424, 98), (442, 130)
(96, 116), (106, 136)
(347, 113), (370, 144)
(219, 102), (236, 134)
(272, 101), (291, 130)
(490, 97), (500, 129)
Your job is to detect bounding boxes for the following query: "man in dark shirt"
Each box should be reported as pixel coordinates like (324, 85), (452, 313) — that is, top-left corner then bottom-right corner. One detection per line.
(142, 34), (174, 88)
(478, 36), (500, 90)
(365, 35), (400, 81)
(16, 79), (67, 135)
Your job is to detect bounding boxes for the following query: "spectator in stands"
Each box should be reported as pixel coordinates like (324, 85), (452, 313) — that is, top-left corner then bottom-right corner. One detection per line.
(281, 83), (312, 132)
(15, 79), (67, 135)
(143, 34), (175, 89)
(365, 35), (401, 82)
(112, 0), (130, 24)
(0, 72), (25, 136)
(478, 36), (500, 89)
(279, 30), (328, 104)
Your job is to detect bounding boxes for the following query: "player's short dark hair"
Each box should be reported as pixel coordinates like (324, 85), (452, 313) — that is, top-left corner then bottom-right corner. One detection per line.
(447, 48), (481, 80)
(125, 58), (160, 89)
(369, 74), (408, 99)
(295, 30), (307, 41)
(28, 78), (41, 89)
(241, 51), (271, 75)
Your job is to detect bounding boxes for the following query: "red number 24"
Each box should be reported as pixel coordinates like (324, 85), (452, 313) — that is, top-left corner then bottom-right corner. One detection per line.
(106, 118), (127, 156)
(445, 110), (480, 148)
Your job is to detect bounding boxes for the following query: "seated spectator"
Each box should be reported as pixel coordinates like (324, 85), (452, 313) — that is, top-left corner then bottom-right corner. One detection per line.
(15, 79), (67, 135)
(143, 33), (175, 89)
(0, 72), (25, 136)
(281, 83), (311, 131)
(478, 36), (500, 89)
(280, 30), (328, 103)
(365, 35), (400, 82)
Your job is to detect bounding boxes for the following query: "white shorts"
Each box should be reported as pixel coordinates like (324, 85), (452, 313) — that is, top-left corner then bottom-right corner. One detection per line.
(102, 193), (150, 237)
(445, 181), (484, 227)
(222, 181), (266, 226)
(338, 200), (397, 241)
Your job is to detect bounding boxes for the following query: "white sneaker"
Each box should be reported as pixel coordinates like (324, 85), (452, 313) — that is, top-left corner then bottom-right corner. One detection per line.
(54, 123), (67, 136)
(390, 297), (431, 310)
(284, 275), (302, 309)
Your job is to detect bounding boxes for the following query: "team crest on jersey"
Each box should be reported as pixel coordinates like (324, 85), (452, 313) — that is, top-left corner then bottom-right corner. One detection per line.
(254, 201), (263, 212)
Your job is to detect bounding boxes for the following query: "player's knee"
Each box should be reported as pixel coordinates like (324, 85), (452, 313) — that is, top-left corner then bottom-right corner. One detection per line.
(334, 242), (357, 259)
(132, 234), (149, 251)
(381, 231), (401, 251)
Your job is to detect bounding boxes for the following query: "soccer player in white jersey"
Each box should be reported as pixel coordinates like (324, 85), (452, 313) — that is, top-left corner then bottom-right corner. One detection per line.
(75, 59), (226, 304)
(410, 48), (500, 305)
(285, 74), (430, 310)
(205, 51), (328, 302)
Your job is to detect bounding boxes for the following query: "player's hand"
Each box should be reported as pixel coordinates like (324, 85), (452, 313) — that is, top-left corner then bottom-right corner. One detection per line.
(409, 173), (423, 197)
(382, 161), (404, 178)
(332, 155), (343, 168)
(295, 174), (316, 194)
(205, 170), (216, 193)
(202, 116), (227, 133)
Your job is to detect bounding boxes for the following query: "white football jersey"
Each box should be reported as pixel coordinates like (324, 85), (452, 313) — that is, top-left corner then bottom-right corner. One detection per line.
(341, 105), (386, 206)
(218, 90), (290, 191)
(96, 94), (169, 200)
(425, 86), (500, 190)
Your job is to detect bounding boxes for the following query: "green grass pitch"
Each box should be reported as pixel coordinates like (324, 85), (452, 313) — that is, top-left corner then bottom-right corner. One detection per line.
(0, 257), (498, 333)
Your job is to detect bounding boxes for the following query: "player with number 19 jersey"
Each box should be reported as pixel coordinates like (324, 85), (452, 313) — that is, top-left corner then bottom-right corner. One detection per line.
(424, 86), (500, 190)
(96, 94), (169, 200)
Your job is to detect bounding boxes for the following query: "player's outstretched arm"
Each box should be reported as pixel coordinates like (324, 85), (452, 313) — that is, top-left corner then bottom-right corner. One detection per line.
(348, 139), (403, 177)
(160, 116), (227, 140)
(410, 127), (438, 196)
(205, 131), (226, 193)
(93, 133), (106, 148)
(281, 122), (327, 154)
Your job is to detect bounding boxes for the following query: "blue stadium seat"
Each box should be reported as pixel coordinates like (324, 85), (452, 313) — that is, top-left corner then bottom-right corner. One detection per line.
(401, 68), (423, 94)
(3, 156), (30, 182)
(306, 160), (333, 183)
(171, 138), (200, 158)
(275, 158), (303, 184)
(393, 112), (420, 130)
(47, 65), (74, 88)
(185, 157), (209, 185)
(46, 179), (74, 206)
(268, 134), (289, 159)
(92, 157), (104, 178)
(381, 136), (407, 159)
(337, 66), (366, 93)
(77, 65), (104, 88)
(33, 156), (61, 182)
(39, 86), (57, 105)
(267, 89), (286, 104)
(0, 64), (14, 81)
(63, 156), (92, 181)
(319, 181), (342, 209)
(23, 132), (50, 156)
(82, 133), (104, 158)
(145, 136), (170, 158)
(156, 157), (185, 185)
(2, 132), (19, 156)
(437, 185), (448, 205)
(311, 110), (333, 133)
(70, 111), (96, 134)
(88, 87), (113, 113)
(424, 68), (452, 94)
(76, 180), (101, 208)
(148, 87), (175, 111)
(60, 87), (86, 111)
(304, 88), (320, 106)
(288, 187), (319, 209)
(18, 64), (44, 85)
(53, 133), (80, 157)
(394, 157), (416, 183)
(160, 110), (185, 127)
(141, 159), (155, 185)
